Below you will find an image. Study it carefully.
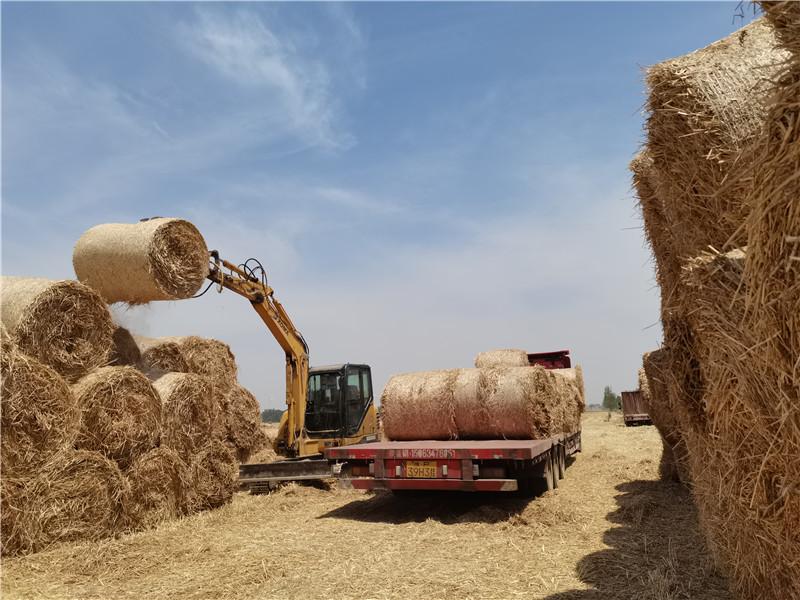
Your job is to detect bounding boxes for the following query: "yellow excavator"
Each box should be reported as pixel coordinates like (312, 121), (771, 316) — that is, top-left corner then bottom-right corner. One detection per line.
(205, 251), (380, 491)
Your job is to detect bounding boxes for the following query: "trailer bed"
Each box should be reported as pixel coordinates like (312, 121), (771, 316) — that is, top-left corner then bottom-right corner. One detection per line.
(325, 431), (581, 493)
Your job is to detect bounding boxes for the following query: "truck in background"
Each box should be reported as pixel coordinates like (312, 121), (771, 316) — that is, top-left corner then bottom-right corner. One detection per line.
(621, 390), (651, 426)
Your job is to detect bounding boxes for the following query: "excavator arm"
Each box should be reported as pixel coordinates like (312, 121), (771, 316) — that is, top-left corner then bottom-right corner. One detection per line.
(207, 251), (309, 456)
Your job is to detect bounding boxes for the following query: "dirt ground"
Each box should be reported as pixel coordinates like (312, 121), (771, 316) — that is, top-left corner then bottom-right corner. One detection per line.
(1, 412), (731, 600)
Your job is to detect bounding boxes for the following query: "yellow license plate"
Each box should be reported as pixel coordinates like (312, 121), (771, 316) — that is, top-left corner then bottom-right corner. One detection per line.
(406, 460), (437, 478)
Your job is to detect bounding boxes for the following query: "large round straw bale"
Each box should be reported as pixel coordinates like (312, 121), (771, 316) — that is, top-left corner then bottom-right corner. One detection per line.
(644, 18), (786, 263)
(181, 336), (238, 391)
(0, 277), (114, 382)
(134, 334), (189, 372)
(1, 475), (35, 557)
(24, 450), (128, 554)
(151, 371), (221, 458)
(381, 370), (459, 441)
(73, 218), (209, 304)
(474, 349), (529, 368)
(73, 366), (163, 469)
(189, 439), (238, 511)
(124, 446), (193, 530)
(107, 326), (141, 366)
(1, 344), (80, 477)
(451, 369), (484, 436)
(225, 385), (265, 463)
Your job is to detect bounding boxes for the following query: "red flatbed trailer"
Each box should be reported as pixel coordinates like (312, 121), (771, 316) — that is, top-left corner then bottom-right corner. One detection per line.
(325, 430), (581, 494)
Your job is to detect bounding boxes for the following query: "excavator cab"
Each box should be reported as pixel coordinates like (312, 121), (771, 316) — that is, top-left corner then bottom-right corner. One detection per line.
(305, 364), (373, 438)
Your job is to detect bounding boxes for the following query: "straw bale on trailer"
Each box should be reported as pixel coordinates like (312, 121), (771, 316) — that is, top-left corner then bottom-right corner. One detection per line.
(151, 371), (222, 457)
(225, 385), (266, 462)
(382, 366), (583, 441)
(644, 18), (787, 263)
(474, 349), (529, 368)
(72, 366), (163, 469)
(2, 450), (128, 557)
(0, 340), (80, 478)
(124, 447), (193, 530)
(0, 277), (114, 382)
(73, 218), (209, 304)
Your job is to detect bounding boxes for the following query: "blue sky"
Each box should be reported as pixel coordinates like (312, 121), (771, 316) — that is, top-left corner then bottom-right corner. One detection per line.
(1, 1), (760, 410)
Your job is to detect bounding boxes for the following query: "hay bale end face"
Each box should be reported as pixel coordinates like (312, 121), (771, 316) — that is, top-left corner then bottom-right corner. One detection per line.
(73, 366), (163, 469)
(225, 385), (266, 463)
(0, 277), (114, 382)
(1, 346), (80, 478)
(73, 218), (209, 304)
(124, 447), (193, 530)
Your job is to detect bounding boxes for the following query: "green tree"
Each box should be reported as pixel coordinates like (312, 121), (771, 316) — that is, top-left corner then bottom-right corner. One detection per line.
(261, 408), (284, 423)
(602, 386), (621, 411)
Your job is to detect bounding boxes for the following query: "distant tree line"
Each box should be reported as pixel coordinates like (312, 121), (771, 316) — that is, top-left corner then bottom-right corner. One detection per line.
(261, 408), (284, 423)
(602, 386), (622, 411)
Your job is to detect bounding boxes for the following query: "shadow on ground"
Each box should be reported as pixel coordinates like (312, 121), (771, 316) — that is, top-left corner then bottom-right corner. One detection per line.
(318, 488), (533, 524)
(544, 480), (732, 600)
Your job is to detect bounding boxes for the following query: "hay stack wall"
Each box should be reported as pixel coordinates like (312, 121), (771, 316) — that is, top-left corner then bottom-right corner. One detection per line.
(73, 218), (209, 304)
(382, 365), (584, 441)
(0, 277), (114, 382)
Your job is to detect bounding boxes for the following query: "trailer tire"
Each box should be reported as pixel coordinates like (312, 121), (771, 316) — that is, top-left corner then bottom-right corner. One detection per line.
(557, 446), (566, 480)
(530, 452), (555, 495)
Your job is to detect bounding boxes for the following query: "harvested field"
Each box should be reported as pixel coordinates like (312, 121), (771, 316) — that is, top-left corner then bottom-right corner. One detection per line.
(1, 412), (731, 600)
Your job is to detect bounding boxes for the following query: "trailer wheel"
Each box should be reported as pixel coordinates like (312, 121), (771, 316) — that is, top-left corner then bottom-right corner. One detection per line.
(529, 452), (555, 495)
(551, 451), (559, 489)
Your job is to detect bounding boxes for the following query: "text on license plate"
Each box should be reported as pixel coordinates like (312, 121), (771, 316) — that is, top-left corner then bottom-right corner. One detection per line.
(406, 460), (437, 478)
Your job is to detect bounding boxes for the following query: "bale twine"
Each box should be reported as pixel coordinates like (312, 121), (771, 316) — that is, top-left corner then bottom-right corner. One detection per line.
(1, 342), (80, 478)
(124, 446), (193, 530)
(151, 371), (221, 458)
(11, 450), (128, 556)
(382, 366), (582, 441)
(73, 218), (209, 304)
(381, 370), (459, 441)
(474, 349), (529, 368)
(225, 385), (266, 463)
(644, 18), (786, 263)
(189, 439), (238, 511)
(72, 366), (163, 469)
(0, 277), (114, 382)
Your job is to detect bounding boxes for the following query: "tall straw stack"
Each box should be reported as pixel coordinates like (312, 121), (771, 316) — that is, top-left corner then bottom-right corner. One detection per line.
(73, 218), (209, 304)
(72, 366), (163, 469)
(1, 342), (80, 478)
(0, 277), (114, 382)
(644, 18), (786, 264)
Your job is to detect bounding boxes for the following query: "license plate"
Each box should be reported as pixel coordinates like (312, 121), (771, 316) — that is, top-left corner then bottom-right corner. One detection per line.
(406, 460), (437, 478)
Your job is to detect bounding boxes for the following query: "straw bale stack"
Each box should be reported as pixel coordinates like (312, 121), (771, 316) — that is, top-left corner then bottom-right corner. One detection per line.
(474, 349), (529, 368)
(1, 339), (80, 477)
(72, 366), (163, 469)
(644, 18), (787, 263)
(639, 354), (690, 484)
(382, 366), (584, 441)
(73, 218), (209, 304)
(152, 371), (222, 457)
(124, 447), (193, 529)
(0, 277), (114, 382)
(225, 385), (266, 462)
(190, 439), (238, 511)
(680, 247), (800, 598)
